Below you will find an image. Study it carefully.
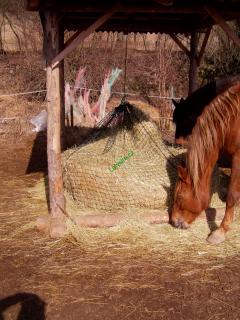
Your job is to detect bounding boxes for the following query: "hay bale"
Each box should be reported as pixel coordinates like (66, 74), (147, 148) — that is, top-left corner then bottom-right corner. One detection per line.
(62, 103), (225, 215)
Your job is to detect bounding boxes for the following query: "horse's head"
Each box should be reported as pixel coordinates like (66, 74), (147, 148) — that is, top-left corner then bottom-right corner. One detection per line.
(172, 98), (196, 146)
(171, 162), (206, 229)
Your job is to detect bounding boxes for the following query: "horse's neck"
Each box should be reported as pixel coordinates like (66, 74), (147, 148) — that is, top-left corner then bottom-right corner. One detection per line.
(187, 82), (216, 115)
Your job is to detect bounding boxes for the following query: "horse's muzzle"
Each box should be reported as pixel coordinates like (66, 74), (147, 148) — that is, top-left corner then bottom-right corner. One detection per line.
(171, 218), (190, 229)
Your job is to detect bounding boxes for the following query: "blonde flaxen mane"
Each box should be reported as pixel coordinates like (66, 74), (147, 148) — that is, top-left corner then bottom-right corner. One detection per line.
(187, 83), (240, 191)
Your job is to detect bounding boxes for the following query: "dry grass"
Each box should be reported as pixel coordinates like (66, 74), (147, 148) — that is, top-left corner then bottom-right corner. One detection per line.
(6, 174), (239, 258)
(0, 93), (239, 319)
(1, 174), (240, 319)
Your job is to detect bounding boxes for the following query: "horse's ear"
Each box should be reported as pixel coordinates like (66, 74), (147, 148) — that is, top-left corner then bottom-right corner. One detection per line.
(172, 98), (185, 108)
(177, 163), (187, 181)
(172, 99), (179, 108)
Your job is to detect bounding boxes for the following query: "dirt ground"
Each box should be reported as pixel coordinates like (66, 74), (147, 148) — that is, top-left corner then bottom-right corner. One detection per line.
(0, 134), (240, 320)
(0, 57), (239, 319)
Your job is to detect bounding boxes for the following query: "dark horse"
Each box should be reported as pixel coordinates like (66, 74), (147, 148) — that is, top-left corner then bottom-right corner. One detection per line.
(171, 83), (240, 244)
(172, 76), (240, 145)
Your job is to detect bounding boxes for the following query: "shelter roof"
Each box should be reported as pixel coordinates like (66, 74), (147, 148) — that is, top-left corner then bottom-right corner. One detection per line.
(26, 0), (240, 34)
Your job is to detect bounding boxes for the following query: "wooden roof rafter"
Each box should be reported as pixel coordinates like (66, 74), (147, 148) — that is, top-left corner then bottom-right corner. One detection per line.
(169, 25), (212, 65)
(51, 4), (120, 68)
(26, 0), (240, 35)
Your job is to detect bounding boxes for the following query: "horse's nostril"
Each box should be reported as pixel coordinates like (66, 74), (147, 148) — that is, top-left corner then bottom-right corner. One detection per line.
(172, 218), (189, 229)
(180, 220), (189, 229)
(180, 221), (186, 229)
(172, 218), (181, 228)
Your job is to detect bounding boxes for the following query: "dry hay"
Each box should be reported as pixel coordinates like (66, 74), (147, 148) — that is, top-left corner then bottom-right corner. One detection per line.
(2, 102), (239, 318)
(63, 102), (226, 219)
(12, 174), (240, 256)
(1, 175), (238, 268)
(1, 174), (240, 318)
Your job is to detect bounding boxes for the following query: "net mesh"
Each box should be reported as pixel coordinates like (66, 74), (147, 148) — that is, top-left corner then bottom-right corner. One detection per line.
(63, 102), (225, 214)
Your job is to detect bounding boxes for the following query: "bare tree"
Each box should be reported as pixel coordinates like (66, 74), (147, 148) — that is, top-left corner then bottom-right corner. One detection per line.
(0, 0), (42, 53)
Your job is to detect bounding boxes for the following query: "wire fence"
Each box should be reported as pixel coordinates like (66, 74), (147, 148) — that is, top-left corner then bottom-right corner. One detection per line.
(0, 87), (179, 133)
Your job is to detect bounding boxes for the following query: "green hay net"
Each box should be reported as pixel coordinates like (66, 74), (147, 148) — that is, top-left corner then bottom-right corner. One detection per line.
(62, 102), (225, 214)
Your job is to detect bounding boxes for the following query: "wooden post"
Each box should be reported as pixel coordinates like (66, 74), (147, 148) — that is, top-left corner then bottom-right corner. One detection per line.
(188, 31), (198, 95)
(205, 4), (240, 47)
(44, 10), (67, 237)
(59, 25), (65, 150)
(197, 27), (212, 66)
(51, 5), (119, 68)
(169, 33), (190, 57)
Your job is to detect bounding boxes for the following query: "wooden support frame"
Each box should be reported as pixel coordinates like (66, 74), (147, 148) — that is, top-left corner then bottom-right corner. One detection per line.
(169, 32), (198, 94)
(205, 4), (240, 47)
(153, 0), (174, 6)
(189, 31), (198, 94)
(64, 30), (81, 49)
(41, 6), (120, 237)
(59, 26), (65, 150)
(44, 10), (67, 237)
(51, 4), (119, 68)
(197, 26), (212, 65)
(170, 29), (212, 95)
(169, 33), (190, 57)
(28, 0), (240, 16)
(37, 208), (226, 231)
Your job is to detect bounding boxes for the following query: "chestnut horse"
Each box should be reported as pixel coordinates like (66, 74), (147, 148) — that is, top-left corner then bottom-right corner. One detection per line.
(172, 76), (240, 145)
(171, 83), (240, 244)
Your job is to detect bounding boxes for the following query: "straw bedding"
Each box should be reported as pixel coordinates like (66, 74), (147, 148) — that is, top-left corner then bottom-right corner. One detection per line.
(63, 103), (225, 215)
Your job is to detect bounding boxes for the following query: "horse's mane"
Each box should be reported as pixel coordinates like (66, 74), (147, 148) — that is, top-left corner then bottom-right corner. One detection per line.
(187, 83), (240, 191)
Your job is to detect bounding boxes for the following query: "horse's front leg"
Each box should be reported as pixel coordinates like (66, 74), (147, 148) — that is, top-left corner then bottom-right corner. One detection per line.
(207, 153), (240, 244)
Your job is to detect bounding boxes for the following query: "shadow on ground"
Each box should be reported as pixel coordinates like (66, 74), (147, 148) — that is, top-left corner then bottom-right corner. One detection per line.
(0, 293), (45, 320)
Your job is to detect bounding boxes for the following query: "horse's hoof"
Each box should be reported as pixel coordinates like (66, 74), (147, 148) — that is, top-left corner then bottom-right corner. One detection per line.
(207, 228), (226, 244)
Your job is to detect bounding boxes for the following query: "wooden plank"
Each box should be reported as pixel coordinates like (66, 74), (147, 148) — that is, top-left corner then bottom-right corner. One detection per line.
(64, 21), (210, 34)
(36, 208), (226, 232)
(44, 10), (66, 235)
(55, 2), (240, 14)
(58, 4), (204, 14)
(169, 33), (190, 56)
(26, 0), (41, 10)
(153, 0), (175, 6)
(51, 4), (119, 68)
(205, 3), (240, 47)
(59, 25), (65, 150)
(197, 26), (212, 65)
(63, 30), (81, 49)
(189, 31), (198, 94)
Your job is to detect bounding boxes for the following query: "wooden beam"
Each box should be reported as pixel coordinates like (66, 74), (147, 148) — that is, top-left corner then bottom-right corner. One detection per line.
(64, 30), (81, 49)
(36, 207), (226, 232)
(51, 4), (119, 68)
(46, 3), (204, 14)
(53, 3), (240, 15)
(59, 25), (65, 150)
(44, 10), (67, 237)
(64, 21), (210, 35)
(26, 0), (40, 10)
(169, 33), (190, 56)
(189, 31), (198, 94)
(205, 3), (240, 47)
(197, 26), (212, 65)
(153, 0), (174, 6)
